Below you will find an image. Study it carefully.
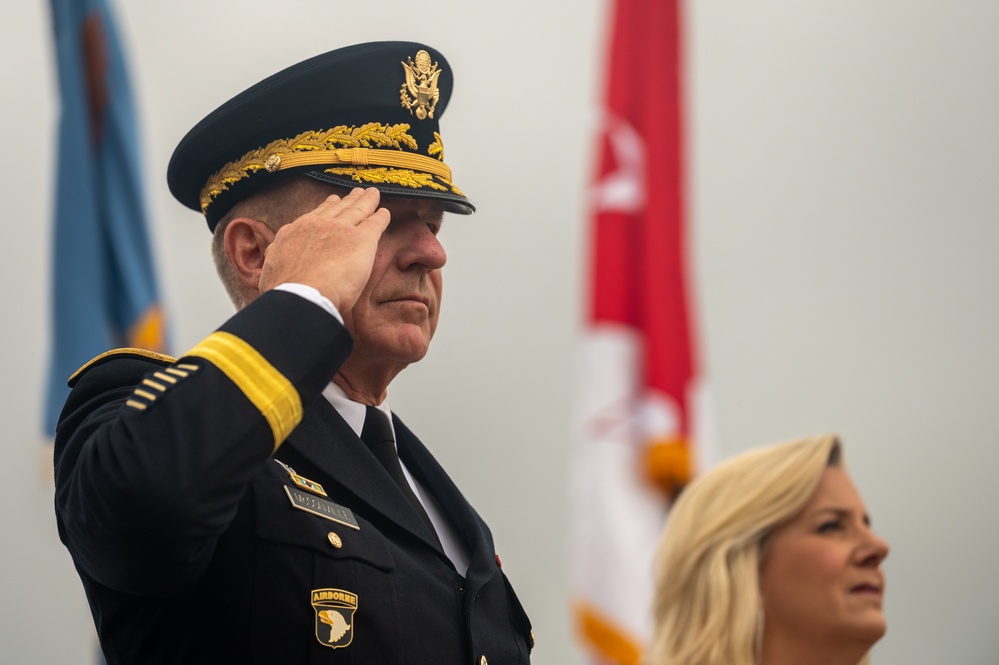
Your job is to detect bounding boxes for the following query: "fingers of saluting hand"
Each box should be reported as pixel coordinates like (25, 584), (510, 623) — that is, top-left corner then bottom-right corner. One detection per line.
(311, 187), (390, 229)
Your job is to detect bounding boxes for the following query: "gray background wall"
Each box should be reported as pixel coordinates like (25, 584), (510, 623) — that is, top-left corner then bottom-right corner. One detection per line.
(2, 1), (997, 663)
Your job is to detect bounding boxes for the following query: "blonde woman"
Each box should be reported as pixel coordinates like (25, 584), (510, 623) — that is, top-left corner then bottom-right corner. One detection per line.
(649, 435), (889, 665)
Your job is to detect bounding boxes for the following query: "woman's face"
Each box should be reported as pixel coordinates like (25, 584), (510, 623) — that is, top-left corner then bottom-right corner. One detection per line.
(759, 466), (889, 650)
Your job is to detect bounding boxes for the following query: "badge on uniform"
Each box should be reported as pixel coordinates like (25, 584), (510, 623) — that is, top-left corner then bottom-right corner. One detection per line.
(284, 487), (360, 530)
(312, 588), (358, 649)
(275, 459), (360, 529)
(274, 459), (327, 497)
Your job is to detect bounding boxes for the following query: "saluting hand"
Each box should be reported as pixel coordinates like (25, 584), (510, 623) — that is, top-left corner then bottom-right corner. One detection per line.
(258, 187), (391, 313)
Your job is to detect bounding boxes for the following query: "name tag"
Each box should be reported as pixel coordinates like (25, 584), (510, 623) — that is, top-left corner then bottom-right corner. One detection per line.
(285, 486), (360, 530)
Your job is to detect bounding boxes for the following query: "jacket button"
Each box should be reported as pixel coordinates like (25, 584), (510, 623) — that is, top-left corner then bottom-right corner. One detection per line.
(327, 532), (342, 549)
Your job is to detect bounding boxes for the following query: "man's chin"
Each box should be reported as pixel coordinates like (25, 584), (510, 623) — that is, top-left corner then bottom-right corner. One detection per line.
(374, 329), (434, 364)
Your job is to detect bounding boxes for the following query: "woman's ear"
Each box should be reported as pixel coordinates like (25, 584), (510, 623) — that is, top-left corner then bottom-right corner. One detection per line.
(224, 217), (276, 294)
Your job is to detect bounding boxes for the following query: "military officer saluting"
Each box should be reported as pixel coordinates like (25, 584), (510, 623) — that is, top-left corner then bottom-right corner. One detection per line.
(54, 41), (533, 664)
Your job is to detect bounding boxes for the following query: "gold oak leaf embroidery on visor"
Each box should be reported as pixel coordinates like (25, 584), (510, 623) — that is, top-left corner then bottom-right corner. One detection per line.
(185, 332), (302, 450)
(325, 166), (465, 197)
(325, 167), (448, 191)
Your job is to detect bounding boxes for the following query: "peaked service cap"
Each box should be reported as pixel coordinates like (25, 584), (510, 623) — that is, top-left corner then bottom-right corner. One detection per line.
(167, 41), (473, 232)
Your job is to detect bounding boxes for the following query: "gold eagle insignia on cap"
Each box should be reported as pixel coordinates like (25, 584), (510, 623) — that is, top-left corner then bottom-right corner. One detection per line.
(400, 50), (441, 120)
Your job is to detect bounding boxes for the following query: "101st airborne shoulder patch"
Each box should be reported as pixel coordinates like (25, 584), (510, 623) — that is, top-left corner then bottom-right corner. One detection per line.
(312, 588), (358, 649)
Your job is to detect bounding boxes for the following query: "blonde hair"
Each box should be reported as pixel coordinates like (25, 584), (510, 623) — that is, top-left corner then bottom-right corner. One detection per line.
(648, 434), (844, 665)
(210, 177), (348, 308)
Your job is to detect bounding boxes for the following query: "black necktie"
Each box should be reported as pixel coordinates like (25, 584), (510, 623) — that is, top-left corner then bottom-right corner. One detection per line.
(360, 406), (437, 534)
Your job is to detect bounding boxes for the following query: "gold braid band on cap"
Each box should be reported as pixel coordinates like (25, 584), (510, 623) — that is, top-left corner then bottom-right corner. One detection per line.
(199, 123), (454, 214)
(273, 148), (452, 179)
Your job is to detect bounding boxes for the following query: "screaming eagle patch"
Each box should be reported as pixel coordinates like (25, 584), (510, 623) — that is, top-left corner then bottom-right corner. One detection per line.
(312, 588), (358, 649)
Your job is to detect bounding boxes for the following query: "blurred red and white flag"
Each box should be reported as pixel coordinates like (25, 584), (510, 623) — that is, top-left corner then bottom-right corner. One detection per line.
(570, 0), (713, 662)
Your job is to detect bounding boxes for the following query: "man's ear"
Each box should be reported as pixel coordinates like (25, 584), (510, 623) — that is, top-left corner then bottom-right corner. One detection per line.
(224, 217), (276, 293)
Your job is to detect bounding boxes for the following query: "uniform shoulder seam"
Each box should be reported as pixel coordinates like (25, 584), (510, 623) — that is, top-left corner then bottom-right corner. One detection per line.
(68, 348), (178, 387)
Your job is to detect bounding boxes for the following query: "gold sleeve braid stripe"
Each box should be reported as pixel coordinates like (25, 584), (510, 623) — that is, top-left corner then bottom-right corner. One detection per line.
(185, 332), (303, 451)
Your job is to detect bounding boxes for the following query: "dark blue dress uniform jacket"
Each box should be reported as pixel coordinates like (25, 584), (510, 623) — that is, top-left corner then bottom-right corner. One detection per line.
(53, 290), (533, 664)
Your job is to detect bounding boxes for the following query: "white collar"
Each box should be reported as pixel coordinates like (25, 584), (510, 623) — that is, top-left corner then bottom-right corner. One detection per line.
(322, 382), (394, 440)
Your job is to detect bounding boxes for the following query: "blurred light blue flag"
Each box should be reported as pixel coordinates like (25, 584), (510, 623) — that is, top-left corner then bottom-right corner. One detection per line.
(45, 0), (168, 436)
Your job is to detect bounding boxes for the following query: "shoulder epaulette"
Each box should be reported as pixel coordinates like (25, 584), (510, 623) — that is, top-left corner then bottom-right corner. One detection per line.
(68, 348), (178, 388)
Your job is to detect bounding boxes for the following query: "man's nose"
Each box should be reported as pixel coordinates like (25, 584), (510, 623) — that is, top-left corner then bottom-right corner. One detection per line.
(400, 223), (446, 270)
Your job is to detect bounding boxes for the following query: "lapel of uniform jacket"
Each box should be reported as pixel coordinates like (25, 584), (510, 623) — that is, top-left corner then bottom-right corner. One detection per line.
(393, 416), (501, 593)
(280, 398), (443, 553)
